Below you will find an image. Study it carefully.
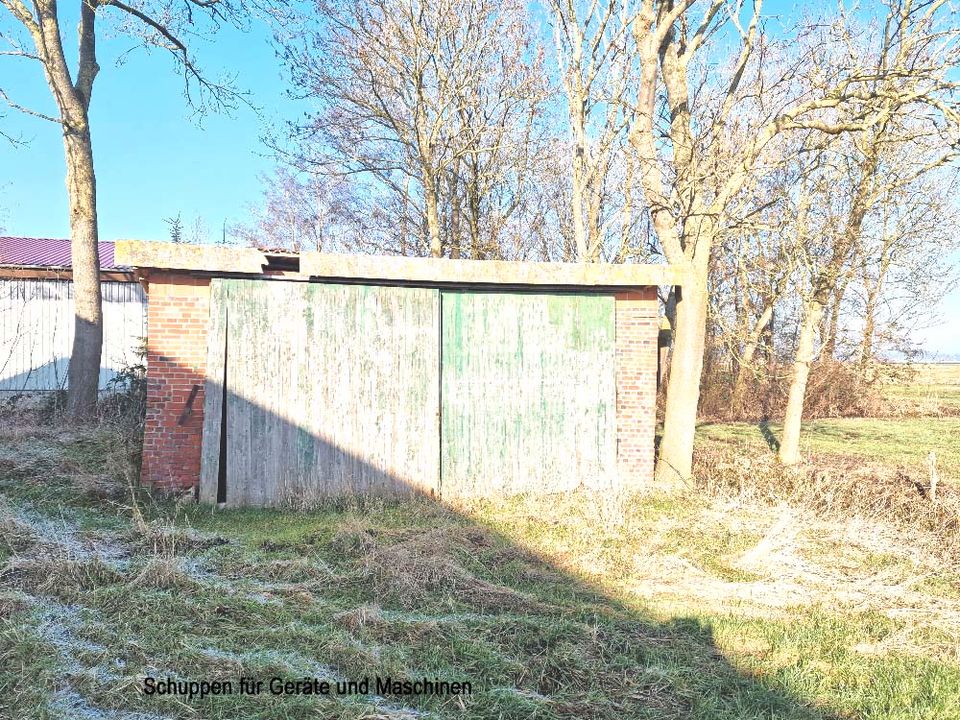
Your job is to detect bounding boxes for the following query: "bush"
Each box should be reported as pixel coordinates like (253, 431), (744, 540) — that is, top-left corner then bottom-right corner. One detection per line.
(99, 356), (147, 432)
(98, 353), (148, 485)
(697, 359), (887, 422)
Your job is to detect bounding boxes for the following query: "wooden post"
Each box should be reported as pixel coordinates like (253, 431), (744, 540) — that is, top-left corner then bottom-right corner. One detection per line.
(928, 451), (939, 502)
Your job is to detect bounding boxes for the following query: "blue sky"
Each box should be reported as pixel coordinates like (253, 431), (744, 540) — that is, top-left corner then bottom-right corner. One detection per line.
(0, 2), (958, 357)
(0, 13), (289, 242)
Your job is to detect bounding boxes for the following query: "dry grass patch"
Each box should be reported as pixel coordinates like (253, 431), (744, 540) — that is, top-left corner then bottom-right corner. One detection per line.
(128, 523), (230, 556)
(2, 555), (124, 595)
(694, 443), (960, 564)
(223, 555), (335, 585)
(329, 519), (380, 557)
(0, 590), (34, 618)
(334, 603), (386, 633)
(125, 556), (206, 592)
(0, 508), (40, 554)
(363, 527), (545, 612)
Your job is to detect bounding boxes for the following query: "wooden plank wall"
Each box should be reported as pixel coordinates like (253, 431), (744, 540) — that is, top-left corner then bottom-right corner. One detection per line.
(0, 280), (146, 391)
(440, 291), (617, 496)
(199, 280), (228, 504)
(201, 279), (440, 506)
(199, 280), (623, 504)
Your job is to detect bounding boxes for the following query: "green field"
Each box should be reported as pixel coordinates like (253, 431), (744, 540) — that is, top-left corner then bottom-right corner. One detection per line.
(2, 423), (960, 719)
(898, 363), (960, 385)
(881, 383), (960, 413)
(698, 417), (960, 484)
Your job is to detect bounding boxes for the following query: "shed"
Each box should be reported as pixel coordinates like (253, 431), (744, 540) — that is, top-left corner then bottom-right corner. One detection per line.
(0, 237), (147, 392)
(117, 240), (682, 505)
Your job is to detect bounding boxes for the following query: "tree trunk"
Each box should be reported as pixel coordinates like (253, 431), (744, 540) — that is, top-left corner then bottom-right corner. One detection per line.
(731, 303), (775, 415)
(585, 149), (607, 261)
(63, 119), (103, 420)
(664, 286), (678, 333)
(657, 286), (678, 385)
(655, 273), (708, 488)
(587, 184), (602, 260)
(738, 304), (774, 373)
(448, 168), (461, 260)
(423, 175), (442, 257)
(618, 155), (634, 261)
(400, 177), (411, 255)
(571, 152), (588, 260)
(779, 297), (825, 465)
(467, 177), (481, 259)
(822, 282), (845, 360)
(860, 246), (892, 369)
(859, 287), (879, 368)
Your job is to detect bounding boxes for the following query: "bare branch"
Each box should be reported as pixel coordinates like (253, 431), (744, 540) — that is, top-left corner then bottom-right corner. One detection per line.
(0, 0), (40, 38)
(74, 0), (99, 106)
(102, 0), (248, 111)
(0, 86), (62, 123)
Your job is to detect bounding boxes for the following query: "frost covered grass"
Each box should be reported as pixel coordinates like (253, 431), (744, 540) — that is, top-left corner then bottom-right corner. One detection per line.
(1, 421), (960, 718)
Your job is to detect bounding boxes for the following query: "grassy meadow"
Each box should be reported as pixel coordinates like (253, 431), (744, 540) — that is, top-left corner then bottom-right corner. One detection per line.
(697, 417), (960, 484)
(2, 403), (960, 719)
(882, 384), (960, 414)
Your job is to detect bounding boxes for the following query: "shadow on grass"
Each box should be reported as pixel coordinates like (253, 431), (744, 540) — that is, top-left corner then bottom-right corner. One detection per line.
(759, 421), (781, 452)
(0, 379), (844, 720)
(694, 420), (782, 454)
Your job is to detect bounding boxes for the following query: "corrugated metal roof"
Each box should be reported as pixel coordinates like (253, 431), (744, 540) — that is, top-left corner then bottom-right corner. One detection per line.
(0, 237), (123, 270)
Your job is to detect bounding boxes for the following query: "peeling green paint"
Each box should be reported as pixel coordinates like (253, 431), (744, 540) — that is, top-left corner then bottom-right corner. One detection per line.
(440, 291), (617, 496)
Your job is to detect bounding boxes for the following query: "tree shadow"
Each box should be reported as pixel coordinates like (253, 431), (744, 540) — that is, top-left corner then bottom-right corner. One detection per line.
(124, 374), (841, 720)
(0, 357), (132, 393)
(758, 420), (781, 452)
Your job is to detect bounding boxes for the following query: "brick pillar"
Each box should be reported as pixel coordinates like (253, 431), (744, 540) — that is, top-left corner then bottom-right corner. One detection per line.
(141, 272), (211, 490)
(615, 288), (659, 491)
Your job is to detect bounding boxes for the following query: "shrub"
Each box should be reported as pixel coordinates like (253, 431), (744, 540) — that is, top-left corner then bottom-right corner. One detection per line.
(697, 359), (887, 422)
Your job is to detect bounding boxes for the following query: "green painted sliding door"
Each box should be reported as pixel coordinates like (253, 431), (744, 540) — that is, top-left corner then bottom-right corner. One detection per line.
(200, 280), (618, 505)
(440, 291), (616, 496)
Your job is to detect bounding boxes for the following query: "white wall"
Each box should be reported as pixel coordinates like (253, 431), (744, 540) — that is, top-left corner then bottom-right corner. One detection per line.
(0, 279), (147, 392)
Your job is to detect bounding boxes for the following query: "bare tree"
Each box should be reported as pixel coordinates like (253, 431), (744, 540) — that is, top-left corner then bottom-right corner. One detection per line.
(445, 11), (551, 260)
(779, 113), (959, 464)
(232, 167), (365, 252)
(854, 175), (959, 367)
(1, 0), (251, 418)
(548, 0), (637, 261)
(625, 0), (960, 486)
(708, 155), (801, 414)
(279, 0), (548, 259)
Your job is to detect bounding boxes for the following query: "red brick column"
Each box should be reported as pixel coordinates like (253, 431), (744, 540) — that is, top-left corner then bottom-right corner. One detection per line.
(141, 272), (211, 490)
(615, 288), (659, 491)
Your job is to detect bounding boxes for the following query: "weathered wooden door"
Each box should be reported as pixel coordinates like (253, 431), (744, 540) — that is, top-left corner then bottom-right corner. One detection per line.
(440, 291), (616, 496)
(200, 279), (440, 506)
